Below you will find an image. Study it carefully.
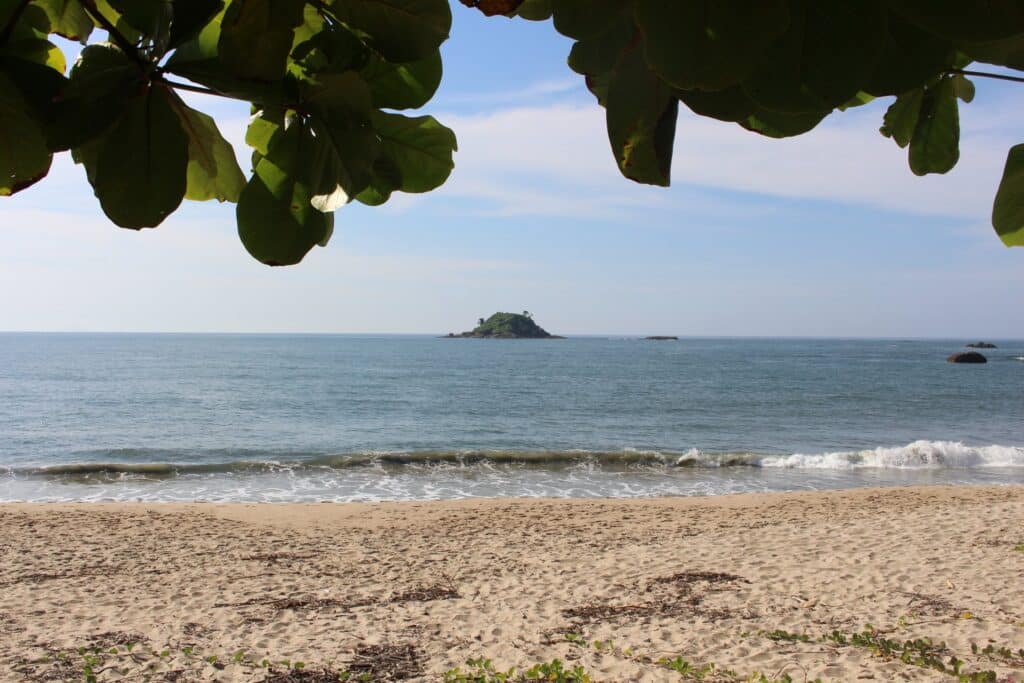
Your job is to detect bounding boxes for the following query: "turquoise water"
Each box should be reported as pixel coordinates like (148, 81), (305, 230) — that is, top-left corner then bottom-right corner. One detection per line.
(1, 333), (1022, 501)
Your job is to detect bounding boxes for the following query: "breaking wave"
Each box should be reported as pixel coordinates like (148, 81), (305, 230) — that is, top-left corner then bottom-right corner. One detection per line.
(4, 440), (1022, 482)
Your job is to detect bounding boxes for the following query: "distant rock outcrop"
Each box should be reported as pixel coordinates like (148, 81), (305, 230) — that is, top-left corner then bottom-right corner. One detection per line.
(947, 352), (988, 363)
(966, 342), (997, 348)
(645, 336), (678, 340)
(448, 312), (563, 339)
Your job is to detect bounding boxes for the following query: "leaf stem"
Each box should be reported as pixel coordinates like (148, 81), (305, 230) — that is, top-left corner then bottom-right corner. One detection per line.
(155, 76), (233, 100)
(948, 68), (1024, 84)
(78, 0), (150, 70)
(0, 0), (32, 45)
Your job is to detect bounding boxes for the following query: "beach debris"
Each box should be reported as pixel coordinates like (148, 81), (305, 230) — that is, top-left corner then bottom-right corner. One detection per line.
(261, 668), (348, 682)
(389, 577), (461, 604)
(346, 643), (424, 681)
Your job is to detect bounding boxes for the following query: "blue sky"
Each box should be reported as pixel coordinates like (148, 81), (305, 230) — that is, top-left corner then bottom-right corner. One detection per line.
(2, 7), (1023, 337)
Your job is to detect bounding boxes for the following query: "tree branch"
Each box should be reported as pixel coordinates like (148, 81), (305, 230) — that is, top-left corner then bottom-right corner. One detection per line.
(948, 68), (1024, 84)
(0, 0), (32, 45)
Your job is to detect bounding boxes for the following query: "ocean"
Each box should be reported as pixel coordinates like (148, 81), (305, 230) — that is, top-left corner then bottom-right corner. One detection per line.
(1, 333), (1022, 502)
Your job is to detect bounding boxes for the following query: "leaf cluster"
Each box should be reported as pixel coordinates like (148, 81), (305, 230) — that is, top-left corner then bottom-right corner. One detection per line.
(466, 0), (1024, 247)
(0, 0), (457, 265)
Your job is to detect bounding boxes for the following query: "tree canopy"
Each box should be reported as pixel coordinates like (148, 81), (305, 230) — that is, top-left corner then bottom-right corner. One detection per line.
(1, 0), (1022, 266)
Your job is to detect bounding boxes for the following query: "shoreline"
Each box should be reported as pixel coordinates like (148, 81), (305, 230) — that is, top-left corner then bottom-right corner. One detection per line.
(2, 485), (1023, 681)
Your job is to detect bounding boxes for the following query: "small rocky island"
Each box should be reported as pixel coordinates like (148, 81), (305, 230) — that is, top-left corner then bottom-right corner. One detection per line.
(446, 312), (564, 339)
(966, 342), (997, 348)
(645, 336), (678, 340)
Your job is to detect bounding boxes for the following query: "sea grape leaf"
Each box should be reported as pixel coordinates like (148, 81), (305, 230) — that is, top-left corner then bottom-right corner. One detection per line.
(0, 72), (52, 195)
(237, 119), (334, 265)
(355, 154), (402, 206)
(634, 0), (789, 92)
(908, 78), (959, 176)
(992, 143), (1024, 247)
(360, 50), (441, 110)
(952, 74), (975, 103)
(888, 0), (1024, 42)
(963, 34), (1024, 70)
(326, 0), (451, 64)
(371, 111), (456, 193)
(678, 85), (828, 137)
(168, 0), (222, 48)
(740, 108), (829, 139)
(49, 42), (142, 150)
(567, 19), (633, 77)
(457, 0), (522, 16)
(218, 0), (305, 81)
(301, 71), (379, 209)
(551, 0), (625, 40)
(514, 0), (551, 20)
(1, 6), (68, 72)
(166, 92), (245, 202)
(90, 85), (189, 228)
(743, 0), (887, 114)
(34, 0), (93, 43)
(863, 12), (952, 96)
(880, 88), (923, 148)
(605, 41), (677, 186)
(291, 21), (367, 76)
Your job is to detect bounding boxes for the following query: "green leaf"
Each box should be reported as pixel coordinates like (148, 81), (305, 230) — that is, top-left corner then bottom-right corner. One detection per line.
(888, 0), (1024, 42)
(50, 42), (142, 150)
(301, 71), (380, 210)
(361, 50), (441, 110)
(326, 0), (451, 63)
(605, 41), (677, 186)
(168, 0), (222, 48)
(218, 0), (305, 81)
(863, 12), (952, 96)
(963, 34), (1024, 70)
(34, 0), (94, 43)
(166, 92), (245, 202)
(740, 107), (828, 139)
(743, 0), (887, 114)
(908, 78), (959, 176)
(952, 74), (974, 103)
(291, 21), (367, 76)
(880, 88), (923, 148)
(90, 84), (189, 227)
(355, 154), (402, 205)
(634, 0), (790, 92)
(679, 84), (830, 138)
(1, 5), (67, 72)
(567, 19), (633, 77)
(106, 0), (169, 34)
(237, 120), (333, 265)
(0, 72), (52, 195)
(551, 0), (626, 40)
(993, 143), (1024, 247)
(372, 111), (456, 193)
(515, 0), (551, 20)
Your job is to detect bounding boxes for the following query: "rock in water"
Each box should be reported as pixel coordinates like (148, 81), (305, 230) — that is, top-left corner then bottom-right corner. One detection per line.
(966, 342), (997, 348)
(947, 352), (988, 363)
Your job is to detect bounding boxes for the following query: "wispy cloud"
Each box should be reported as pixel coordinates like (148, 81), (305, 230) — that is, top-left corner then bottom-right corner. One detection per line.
(425, 89), (1018, 223)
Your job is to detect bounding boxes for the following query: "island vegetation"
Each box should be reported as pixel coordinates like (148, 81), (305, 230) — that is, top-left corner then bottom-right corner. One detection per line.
(447, 312), (563, 339)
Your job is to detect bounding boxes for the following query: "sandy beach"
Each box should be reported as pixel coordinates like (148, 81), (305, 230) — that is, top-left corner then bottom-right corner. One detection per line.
(1, 485), (1022, 682)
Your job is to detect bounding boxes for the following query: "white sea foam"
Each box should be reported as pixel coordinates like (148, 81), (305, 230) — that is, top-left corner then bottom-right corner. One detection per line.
(759, 440), (1024, 469)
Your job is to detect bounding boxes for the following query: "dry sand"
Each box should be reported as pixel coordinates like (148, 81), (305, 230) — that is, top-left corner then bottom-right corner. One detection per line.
(1, 485), (1022, 682)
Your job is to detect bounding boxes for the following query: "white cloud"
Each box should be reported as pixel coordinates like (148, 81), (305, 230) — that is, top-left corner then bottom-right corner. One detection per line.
(432, 94), (1019, 222)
